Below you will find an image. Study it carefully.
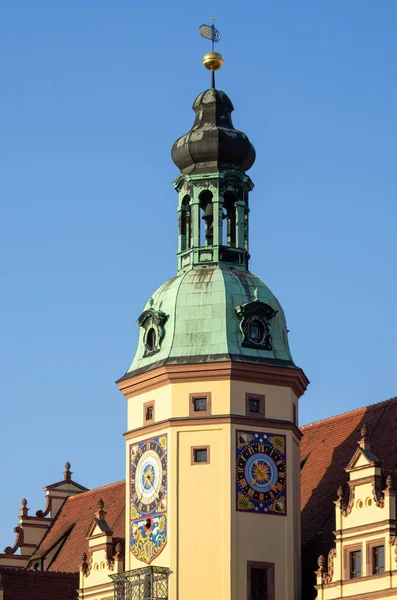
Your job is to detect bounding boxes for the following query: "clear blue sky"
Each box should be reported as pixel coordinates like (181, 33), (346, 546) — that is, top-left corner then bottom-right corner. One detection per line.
(1, 1), (396, 539)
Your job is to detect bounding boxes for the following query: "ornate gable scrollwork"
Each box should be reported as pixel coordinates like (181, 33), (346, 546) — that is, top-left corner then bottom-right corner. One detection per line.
(137, 300), (168, 358)
(372, 479), (385, 508)
(4, 526), (24, 555)
(236, 291), (277, 350)
(317, 548), (337, 585)
(341, 483), (355, 517)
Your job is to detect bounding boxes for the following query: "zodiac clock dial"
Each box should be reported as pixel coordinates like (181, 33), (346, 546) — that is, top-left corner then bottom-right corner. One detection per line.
(131, 439), (167, 515)
(236, 430), (287, 515)
(130, 435), (168, 565)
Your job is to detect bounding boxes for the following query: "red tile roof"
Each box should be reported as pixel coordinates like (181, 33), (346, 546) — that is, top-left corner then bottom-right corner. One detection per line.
(0, 568), (78, 600)
(300, 396), (397, 597)
(31, 480), (125, 573)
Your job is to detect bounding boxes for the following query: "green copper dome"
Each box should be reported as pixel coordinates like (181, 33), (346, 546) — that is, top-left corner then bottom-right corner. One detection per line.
(119, 86), (299, 382)
(124, 267), (294, 378)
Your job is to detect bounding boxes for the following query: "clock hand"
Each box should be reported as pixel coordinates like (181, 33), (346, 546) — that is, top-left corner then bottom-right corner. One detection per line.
(249, 461), (259, 486)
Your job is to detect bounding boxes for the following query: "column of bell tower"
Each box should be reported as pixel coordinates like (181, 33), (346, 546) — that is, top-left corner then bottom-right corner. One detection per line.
(117, 52), (308, 600)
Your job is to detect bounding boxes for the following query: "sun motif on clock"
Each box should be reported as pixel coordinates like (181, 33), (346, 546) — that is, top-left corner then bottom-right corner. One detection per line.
(236, 430), (287, 515)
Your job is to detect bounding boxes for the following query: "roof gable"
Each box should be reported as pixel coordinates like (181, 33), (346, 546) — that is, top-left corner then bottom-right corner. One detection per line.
(345, 445), (380, 471)
(86, 519), (112, 538)
(30, 480), (125, 573)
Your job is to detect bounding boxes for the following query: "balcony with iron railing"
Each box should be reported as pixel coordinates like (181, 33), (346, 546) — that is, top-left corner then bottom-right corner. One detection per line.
(110, 566), (170, 600)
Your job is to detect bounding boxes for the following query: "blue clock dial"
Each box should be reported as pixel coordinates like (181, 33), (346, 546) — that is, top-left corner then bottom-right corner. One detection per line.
(236, 431), (287, 515)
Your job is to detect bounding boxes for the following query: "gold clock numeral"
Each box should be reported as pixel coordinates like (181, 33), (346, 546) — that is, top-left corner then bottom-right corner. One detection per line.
(239, 478), (248, 488)
(247, 489), (254, 498)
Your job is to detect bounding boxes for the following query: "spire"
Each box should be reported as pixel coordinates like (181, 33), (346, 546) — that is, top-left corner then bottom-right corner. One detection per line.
(172, 91), (255, 273)
(170, 21), (257, 274)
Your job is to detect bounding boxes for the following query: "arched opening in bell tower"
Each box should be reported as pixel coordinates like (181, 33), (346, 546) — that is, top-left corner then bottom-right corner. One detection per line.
(223, 191), (237, 248)
(199, 190), (213, 246)
(179, 194), (191, 251)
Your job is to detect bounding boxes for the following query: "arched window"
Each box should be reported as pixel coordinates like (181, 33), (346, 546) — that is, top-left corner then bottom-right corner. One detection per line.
(223, 192), (237, 247)
(146, 328), (157, 350)
(180, 195), (191, 251)
(199, 190), (213, 246)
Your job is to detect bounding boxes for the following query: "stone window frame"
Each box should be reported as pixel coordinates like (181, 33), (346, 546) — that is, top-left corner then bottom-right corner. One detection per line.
(191, 446), (210, 465)
(235, 300), (278, 351)
(247, 560), (275, 600)
(189, 392), (212, 417)
(343, 543), (363, 580)
(245, 393), (266, 418)
(366, 538), (385, 576)
(143, 400), (155, 425)
(137, 306), (167, 358)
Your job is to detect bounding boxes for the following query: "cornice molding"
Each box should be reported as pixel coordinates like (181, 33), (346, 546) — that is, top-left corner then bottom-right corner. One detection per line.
(124, 414), (303, 441)
(117, 361), (309, 399)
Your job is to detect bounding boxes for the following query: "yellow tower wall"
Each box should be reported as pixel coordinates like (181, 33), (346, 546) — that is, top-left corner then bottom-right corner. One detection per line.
(123, 366), (305, 600)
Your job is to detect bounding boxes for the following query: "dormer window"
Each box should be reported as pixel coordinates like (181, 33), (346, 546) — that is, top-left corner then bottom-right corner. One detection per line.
(236, 297), (277, 351)
(137, 303), (167, 358)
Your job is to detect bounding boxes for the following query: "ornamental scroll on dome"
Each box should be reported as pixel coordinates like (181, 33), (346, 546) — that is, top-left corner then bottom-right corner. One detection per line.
(137, 302), (168, 358)
(235, 293), (277, 350)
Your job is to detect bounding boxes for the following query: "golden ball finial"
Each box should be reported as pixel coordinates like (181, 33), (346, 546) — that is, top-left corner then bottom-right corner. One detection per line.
(202, 51), (224, 72)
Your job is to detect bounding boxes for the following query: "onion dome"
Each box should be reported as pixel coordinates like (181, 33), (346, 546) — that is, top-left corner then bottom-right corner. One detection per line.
(171, 89), (256, 175)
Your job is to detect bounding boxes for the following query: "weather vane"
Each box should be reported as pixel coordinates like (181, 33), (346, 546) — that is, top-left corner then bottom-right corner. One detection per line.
(199, 18), (224, 89)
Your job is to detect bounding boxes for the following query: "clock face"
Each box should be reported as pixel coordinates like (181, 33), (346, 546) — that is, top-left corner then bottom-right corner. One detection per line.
(131, 438), (167, 515)
(130, 435), (168, 565)
(236, 431), (287, 515)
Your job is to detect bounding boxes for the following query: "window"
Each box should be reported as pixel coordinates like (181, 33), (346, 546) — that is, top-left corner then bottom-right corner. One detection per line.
(247, 561), (274, 600)
(366, 540), (385, 575)
(251, 568), (267, 600)
(350, 550), (362, 579)
(194, 397), (207, 412)
(245, 394), (265, 418)
(189, 393), (212, 417)
(249, 320), (264, 344)
(191, 446), (210, 465)
(146, 328), (157, 350)
(373, 545), (385, 574)
(143, 401), (155, 424)
(249, 398), (260, 413)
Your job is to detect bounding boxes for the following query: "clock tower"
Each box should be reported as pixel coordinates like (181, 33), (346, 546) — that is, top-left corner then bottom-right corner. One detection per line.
(115, 49), (308, 600)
